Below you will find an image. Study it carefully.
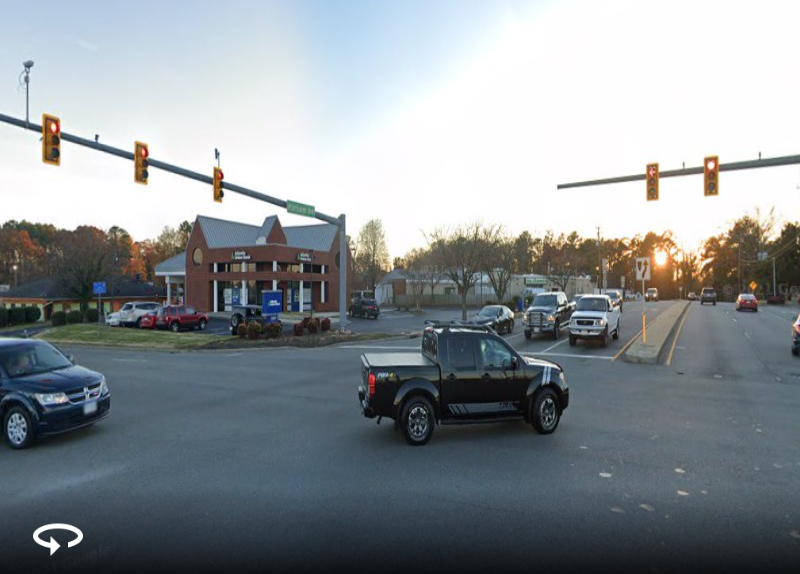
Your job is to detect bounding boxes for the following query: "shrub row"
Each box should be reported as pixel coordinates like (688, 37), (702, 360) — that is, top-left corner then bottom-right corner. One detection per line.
(292, 316), (331, 336)
(236, 321), (284, 340)
(0, 306), (42, 327)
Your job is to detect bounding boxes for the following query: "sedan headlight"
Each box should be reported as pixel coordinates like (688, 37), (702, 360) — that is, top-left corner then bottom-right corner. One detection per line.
(34, 392), (69, 406)
(100, 377), (109, 396)
(547, 315), (555, 322)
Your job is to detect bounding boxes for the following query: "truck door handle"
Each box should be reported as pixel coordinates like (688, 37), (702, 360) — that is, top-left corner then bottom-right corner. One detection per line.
(447, 373), (457, 381)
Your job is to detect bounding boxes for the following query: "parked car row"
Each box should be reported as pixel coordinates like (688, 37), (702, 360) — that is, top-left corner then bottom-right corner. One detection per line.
(104, 303), (208, 332)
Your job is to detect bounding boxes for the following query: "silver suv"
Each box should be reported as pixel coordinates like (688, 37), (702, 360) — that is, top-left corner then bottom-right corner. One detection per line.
(119, 302), (161, 327)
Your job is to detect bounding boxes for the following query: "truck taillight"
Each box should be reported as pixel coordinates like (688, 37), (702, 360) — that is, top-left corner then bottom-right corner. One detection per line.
(368, 372), (376, 396)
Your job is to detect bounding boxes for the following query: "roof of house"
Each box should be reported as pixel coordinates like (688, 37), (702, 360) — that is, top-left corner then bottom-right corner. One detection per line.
(154, 252), (186, 276)
(0, 278), (166, 301)
(195, 214), (337, 251)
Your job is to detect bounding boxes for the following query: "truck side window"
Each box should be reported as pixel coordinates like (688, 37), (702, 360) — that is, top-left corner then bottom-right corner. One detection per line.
(447, 338), (476, 371)
(479, 338), (513, 371)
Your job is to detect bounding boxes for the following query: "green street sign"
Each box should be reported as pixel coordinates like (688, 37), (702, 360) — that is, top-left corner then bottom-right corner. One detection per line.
(287, 200), (315, 218)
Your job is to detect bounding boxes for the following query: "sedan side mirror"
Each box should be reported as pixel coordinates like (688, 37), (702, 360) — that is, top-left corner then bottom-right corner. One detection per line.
(510, 356), (518, 371)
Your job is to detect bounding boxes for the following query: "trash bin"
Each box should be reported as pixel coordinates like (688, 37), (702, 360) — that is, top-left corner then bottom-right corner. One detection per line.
(517, 298), (523, 312)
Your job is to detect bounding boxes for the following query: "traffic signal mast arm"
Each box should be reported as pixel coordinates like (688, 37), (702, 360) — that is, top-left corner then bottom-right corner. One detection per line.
(0, 111), (340, 225)
(557, 154), (800, 189)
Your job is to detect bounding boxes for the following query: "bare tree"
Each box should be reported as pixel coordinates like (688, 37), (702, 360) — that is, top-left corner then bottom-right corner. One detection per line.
(427, 222), (502, 319)
(484, 230), (516, 303)
(354, 219), (390, 291)
(402, 248), (427, 310)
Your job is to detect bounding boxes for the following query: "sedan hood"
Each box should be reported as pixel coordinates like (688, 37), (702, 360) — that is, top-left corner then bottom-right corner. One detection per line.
(7, 365), (103, 393)
(473, 317), (497, 325)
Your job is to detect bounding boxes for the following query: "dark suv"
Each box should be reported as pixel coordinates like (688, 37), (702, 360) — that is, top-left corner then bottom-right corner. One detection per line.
(0, 339), (111, 449)
(349, 297), (380, 319)
(700, 287), (717, 306)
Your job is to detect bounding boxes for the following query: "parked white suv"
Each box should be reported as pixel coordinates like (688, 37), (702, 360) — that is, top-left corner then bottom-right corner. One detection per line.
(568, 295), (620, 348)
(119, 302), (161, 327)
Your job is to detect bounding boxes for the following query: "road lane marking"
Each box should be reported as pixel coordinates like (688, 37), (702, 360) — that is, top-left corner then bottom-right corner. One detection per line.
(613, 327), (643, 361)
(542, 339), (568, 353)
(744, 332), (751, 339)
(666, 305), (691, 366)
(338, 345), (420, 350)
(521, 352), (614, 361)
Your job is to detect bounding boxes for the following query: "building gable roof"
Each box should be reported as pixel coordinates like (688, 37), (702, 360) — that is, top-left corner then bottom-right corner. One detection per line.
(155, 252), (186, 276)
(194, 214), (337, 251)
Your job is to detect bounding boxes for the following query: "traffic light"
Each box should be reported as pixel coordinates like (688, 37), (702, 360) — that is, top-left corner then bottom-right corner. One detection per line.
(42, 114), (61, 166)
(704, 156), (719, 196)
(646, 163), (659, 201)
(134, 141), (149, 185)
(213, 167), (224, 203)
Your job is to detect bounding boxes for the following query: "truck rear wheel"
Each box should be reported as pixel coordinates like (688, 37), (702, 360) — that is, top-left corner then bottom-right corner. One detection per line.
(400, 396), (435, 446)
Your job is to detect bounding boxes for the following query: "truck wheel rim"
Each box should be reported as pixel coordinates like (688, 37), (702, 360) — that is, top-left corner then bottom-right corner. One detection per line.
(7, 413), (27, 445)
(408, 405), (429, 439)
(539, 397), (557, 430)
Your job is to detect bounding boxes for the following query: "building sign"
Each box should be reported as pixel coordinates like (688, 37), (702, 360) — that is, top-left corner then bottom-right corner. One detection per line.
(261, 290), (283, 317)
(524, 277), (544, 286)
(296, 252), (312, 263)
(231, 251), (251, 261)
(93, 281), (107, 295)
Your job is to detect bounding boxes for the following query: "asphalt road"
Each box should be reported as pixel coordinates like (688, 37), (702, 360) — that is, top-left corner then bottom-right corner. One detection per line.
(2, 304), (800, 574)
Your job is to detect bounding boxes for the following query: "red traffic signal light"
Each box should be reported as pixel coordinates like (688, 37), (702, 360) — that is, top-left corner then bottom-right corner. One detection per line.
(213, 167), (224, 203)
(646, 163), (659, 201)
(704, 156), (719, 196)
(42, 114), (61, 166)
(134, 141), (149, 185)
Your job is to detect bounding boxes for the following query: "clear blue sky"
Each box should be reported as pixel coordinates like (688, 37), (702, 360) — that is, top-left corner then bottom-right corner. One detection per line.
(2, 0), (799, 260)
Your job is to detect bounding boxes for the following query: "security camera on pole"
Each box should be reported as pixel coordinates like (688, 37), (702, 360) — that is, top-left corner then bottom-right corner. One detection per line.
(636, 257), (651, 344)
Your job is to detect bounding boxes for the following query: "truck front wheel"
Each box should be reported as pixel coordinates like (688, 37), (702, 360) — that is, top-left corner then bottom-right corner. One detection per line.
(400, 396), (435, 446)
(531, 388), (560, 435)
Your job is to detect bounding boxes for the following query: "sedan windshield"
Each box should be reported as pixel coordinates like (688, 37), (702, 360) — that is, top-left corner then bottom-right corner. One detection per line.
(0, 343), (73, 378)
(478, 306), (500, 317)
(577, 298), (608, 312)
(532, 295), (556, 307)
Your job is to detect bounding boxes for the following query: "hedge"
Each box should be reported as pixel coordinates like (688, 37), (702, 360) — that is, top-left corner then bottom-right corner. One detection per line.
(24, 306), (42, 323)
(293, 322), (304, 336)
(85, 308), (100, 323)
(51, 311), (67, 327)
(307, 318), (319, 334)
(8, 308), (25, 325)
(247, 321), (262, 340)
(0, 308), (7, 328)
(264, 323), (282, 339)
(66, 310), (84, 324)
(237, 323), (248, 339)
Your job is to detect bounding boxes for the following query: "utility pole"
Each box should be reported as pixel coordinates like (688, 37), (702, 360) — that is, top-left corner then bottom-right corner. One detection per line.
(738, 244), (742, 295)
(596, 227), (602, 293)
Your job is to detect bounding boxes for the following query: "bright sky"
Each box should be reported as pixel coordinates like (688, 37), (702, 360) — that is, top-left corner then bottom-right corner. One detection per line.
(2, 0), (799, 260)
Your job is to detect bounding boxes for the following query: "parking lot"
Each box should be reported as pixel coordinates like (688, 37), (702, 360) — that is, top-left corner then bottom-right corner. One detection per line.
(2, 301), (799, 573)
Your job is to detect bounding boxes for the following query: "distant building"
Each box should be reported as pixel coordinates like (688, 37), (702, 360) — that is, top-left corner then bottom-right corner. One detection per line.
(0, 277), (166, 321)
(156, 214), (351, 314)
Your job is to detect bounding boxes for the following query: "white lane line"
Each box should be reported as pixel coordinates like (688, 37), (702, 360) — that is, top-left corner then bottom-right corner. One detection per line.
(337, 345), (420, 350)
(542, 339), (568, 353)
(521, 352), (614, 361)
(745, 332), (751, 339)
(111, 358), (147, 363)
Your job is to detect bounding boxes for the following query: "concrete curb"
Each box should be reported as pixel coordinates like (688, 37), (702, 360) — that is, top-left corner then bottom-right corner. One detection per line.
(623, 301), (691, 364)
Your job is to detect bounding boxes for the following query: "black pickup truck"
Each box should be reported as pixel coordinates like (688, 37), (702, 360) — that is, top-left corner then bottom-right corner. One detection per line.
(357, 322), (569, 445)
(523, 291), (574, 340)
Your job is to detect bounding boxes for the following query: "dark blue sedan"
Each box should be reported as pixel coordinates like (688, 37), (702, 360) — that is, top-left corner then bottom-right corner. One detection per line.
(0, 338), (110, 449)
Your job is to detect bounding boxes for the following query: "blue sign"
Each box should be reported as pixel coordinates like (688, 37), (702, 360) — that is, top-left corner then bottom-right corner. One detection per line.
(262, 290), (283, 317)
(93, 281), (107, 295)
(231, 288), (241, 306)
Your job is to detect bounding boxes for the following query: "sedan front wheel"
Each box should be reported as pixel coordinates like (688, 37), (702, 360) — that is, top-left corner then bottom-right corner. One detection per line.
(4, 406), (35, 449)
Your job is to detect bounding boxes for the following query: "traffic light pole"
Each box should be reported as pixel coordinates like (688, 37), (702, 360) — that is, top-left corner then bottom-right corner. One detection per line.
(557, 154), (800, 189)
(0, 111), (349, 332)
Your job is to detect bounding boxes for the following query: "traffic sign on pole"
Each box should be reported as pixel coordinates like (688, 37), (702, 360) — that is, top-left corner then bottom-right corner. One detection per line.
(635, 258), (651, 281)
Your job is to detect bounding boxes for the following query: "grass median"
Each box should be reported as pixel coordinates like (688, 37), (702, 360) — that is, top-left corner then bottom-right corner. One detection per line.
(36, 324), (220, 349)
(34, 324), (398, 350)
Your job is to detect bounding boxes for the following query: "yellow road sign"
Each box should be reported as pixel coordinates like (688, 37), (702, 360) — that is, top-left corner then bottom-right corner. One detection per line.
(749, 281), (758, 292)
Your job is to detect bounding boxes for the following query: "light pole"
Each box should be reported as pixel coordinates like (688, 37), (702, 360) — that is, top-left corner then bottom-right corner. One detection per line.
(21, 60), (33, 129)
